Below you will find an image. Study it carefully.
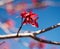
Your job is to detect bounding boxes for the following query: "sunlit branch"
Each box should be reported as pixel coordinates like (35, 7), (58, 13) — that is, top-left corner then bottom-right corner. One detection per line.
(0, 31), (34, 39)
(34, 23), (60, 35)
(0, 23), (60, 45)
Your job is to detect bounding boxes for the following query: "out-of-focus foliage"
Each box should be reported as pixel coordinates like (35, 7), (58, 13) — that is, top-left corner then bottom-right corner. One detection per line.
(29, 37), (46, 49)
(0, 41), (10, 49)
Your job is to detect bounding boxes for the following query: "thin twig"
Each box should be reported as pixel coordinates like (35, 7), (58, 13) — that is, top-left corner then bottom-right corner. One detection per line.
(17, 18), (23, 36)
(17, 15), (31, 36)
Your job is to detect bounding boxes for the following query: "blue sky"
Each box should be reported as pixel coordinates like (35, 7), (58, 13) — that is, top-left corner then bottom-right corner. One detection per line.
(0, 0), (60, 49)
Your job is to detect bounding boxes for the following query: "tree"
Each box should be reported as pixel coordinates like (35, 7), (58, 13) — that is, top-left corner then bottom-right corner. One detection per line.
(0, 0), (60, 49)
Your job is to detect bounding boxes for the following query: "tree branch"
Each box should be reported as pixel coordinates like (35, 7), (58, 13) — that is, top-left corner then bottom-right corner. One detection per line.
(0, 23), (60, 45)
(31, 36), (60, 45)
(0, 32), (33, 39)
(34, 23), (60, 35)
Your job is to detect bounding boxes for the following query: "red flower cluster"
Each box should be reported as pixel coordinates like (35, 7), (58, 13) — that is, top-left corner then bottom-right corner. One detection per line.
(20, 11), (39, 28)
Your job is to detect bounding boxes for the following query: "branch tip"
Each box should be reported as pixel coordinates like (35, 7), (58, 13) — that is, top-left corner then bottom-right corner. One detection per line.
(57, 23), (60, 26)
